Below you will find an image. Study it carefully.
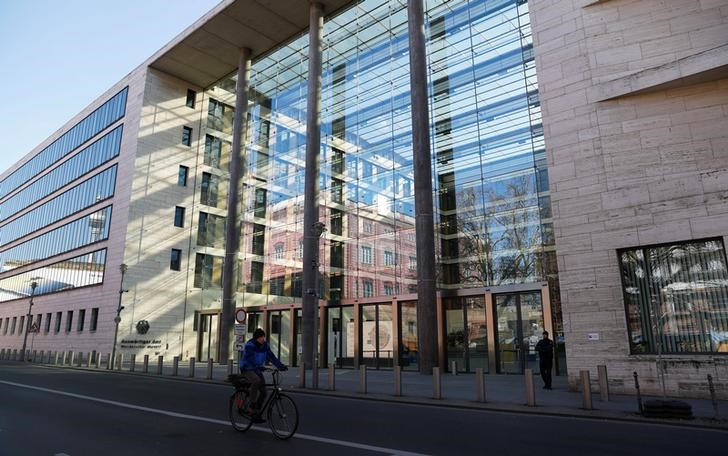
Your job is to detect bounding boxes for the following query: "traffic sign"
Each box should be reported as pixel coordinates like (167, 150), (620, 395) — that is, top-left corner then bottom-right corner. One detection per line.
(235, 308), (247, 324)
(29, 322), (40, 333)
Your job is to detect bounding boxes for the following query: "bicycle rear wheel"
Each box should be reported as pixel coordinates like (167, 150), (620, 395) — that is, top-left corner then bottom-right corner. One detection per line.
(267, 393), (298, 439)
(229, 390), (253, 432)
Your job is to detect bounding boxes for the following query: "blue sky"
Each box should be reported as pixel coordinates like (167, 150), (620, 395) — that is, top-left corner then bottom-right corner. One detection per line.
(0, 0), (220, 176)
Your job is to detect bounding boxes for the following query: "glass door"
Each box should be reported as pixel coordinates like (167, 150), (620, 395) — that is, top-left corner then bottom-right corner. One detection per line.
(494, 292), (544, 374)
(444, 296), (488, 373)
(268, 310), (291, 365)
(197, 312), (219, 362)
(327, 306), (355, 368)
(360, 304), (394, 369)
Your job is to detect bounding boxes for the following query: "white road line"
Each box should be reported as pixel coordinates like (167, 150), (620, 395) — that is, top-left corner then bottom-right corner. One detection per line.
(0, 380), (429, 456)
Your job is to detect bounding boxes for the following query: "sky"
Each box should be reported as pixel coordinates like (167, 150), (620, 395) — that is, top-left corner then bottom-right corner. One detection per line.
(0, 0), (221, 176)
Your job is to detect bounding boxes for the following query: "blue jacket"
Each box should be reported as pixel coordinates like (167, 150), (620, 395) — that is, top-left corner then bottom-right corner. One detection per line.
(240, 338), (285, 374)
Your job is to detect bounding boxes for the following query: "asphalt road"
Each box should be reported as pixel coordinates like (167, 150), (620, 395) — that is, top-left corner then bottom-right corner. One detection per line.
(0, 361), (726, 455)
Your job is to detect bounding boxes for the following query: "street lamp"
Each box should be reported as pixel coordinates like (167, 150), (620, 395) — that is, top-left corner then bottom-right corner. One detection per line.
(308, 221), (326, 389)
(110, 263), (129, 369)
(20, 280), (38, 361)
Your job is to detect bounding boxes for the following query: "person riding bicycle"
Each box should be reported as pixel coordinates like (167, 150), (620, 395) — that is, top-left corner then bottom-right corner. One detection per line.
(240, 328), (287, 422)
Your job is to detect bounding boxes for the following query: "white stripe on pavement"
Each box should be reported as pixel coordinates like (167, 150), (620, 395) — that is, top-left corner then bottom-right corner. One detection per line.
(0, 380), (428, 456)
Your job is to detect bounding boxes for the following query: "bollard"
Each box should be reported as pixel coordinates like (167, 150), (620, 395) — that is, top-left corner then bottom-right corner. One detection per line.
(17, 349), (24, 361)
(130, 354), (137, 372)
(298, 363), (306, 388)
(106, 353), (113, 370)
(329, 364), (336, 391)
(525, 368), (536, 406)
(206, 358), (213, 379)
(116, 354), (123, 371)
(55, 351), (60, 365)
(228, 359), (234, 376)
(394, 365), (402, 397)
(143, 354), (150, 373)
(157, 356), (164, 375)
(173, 356), (179, 376)
(62, 351), (68, 366)
(433, 367), (441, 400)
(476, 368), (486, 403)
(597, 365), (610, 402)
(707, 374), (720, 420)
(77, 352), (83, 367)
(633, 372), (643, 414)
(68, 351), (75, 366)
(91, 351), (97, 367)
(0, 349), (4, 360)
(580, 370), (593, 410)
(360, 365), (367, 394)
(38, 350), (44, 363)
(32, 350), (37, 362)
(451, 360), (458, 376)
(86, 352), (92, 368)
(188, 357), (196, 378)
(95, 352), (101, 369)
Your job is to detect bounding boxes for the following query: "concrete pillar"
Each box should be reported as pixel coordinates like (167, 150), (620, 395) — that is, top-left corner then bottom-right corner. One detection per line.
(407, 0), (438, 375)
(525, 369), (536, 406)
(220, 46), (252, 363)
(301, 1), (324, 370)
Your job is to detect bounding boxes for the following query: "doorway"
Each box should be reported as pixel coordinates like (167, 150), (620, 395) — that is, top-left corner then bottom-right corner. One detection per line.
(444, 296), (488, 373)
(197, 312), (219, 362)
(494, 291), (545, 374)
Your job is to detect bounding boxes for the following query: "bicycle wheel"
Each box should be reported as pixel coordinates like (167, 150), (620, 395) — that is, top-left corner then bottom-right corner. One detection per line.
(229, 390), (253, 432)
(267, 393), (299, 440)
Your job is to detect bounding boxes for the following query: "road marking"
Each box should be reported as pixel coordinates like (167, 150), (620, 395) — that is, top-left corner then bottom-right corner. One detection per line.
(0, 380), (428, 456)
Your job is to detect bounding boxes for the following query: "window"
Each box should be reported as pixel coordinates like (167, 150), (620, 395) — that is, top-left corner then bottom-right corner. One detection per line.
(55, 312), (62, 333)
(4, 317), (9, 334)
(77, 309), (85, 332)
(620, 238), (728, 354)
(35, 314), (42, 331)
(19, 316), (25, 335)
(174, 206), (185, 227)
(384, 283), (394, 295)
(182, 126), (193, 146)
(90, 308), (99, 331)
(45, 313), (51, 333)
(66, 311), (73, 332)
(178, 166), (189, 187)
(274, 243), (284, 260)
(186, 89), (196, 108)
(11, 317), (17, 334)
(384, 251), (395, 266)
(361, 246), (373, 264)
(363, 221), (373, 233)
(409, 256), (417, 270)
(170, 249), (182, 271)
(362, 280), (374, 297)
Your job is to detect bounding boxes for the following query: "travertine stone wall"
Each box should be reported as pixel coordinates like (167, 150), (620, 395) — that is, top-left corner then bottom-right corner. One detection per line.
(530, 0), (728, 397)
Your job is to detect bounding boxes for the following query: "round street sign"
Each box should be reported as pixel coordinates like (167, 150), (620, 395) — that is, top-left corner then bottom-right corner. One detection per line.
(235, 308), (247, 324)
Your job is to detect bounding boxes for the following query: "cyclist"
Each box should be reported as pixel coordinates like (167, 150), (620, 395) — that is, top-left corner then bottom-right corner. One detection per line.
(240, 328), (287, 422)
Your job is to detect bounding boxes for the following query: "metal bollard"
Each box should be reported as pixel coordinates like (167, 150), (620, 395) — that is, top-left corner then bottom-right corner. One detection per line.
(580, 370), (593, 410)
(329, 364), (336, 391)
(433, 367), (441, 400)
(451, 360), (458, 376)
(143, 354), (149, 373)
(633, 371), (643, 414)
(360, 365), (367, 394)
(708, 374), (720, 420)
(476, 368), (486, 403)
(525, 368), (536, 406)
(188, 357), (196, 378)
(130, 354), (137, 372)
(298, 363), (306, 388)
(227, 359), (234, 376)
(173, 356), (179, 376)
(157, 356), (164, 375)
(597, 365), (610, 402)
(206, 358), (213, 379)
(394, 365), (402, 397)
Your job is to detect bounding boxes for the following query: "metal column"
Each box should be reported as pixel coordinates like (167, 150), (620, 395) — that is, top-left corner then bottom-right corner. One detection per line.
(407, 0), (438, 374)
(302, 1), (324, 370)
(220, 47), (252, 363)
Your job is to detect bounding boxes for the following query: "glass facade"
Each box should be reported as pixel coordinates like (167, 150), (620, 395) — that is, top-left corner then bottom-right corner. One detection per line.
(0, 249), (107, 302)
(0, 87), (127, 199)
(620, 239), (728, 354)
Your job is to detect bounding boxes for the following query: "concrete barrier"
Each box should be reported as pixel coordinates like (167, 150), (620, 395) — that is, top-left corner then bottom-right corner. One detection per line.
(476, 367), (486, 403)
(433, 367), (441, 400)
(525, 369), (536, 407)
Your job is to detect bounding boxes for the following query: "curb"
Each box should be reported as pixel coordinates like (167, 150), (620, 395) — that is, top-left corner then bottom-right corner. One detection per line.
(8, 361), (728, 431)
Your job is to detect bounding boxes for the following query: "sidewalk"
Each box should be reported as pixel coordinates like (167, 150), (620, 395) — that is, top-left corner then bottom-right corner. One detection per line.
(8, 354), (728, 429)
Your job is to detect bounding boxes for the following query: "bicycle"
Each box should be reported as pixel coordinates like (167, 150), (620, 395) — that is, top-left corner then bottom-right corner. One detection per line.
(227, 368), (299, 439)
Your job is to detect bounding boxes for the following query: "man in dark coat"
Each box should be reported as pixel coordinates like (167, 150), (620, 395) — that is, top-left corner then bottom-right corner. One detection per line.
(535, 331), (554, 389)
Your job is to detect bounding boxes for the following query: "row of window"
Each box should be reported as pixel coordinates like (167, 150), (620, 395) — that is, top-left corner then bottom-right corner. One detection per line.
(0, 87), (127, 200)
(0, 207), (112, 272)
(0, 166), (117, 247)
(0, 249), (107, 303)
(0, 307), (99, 336)
(0, 126), (122, 223)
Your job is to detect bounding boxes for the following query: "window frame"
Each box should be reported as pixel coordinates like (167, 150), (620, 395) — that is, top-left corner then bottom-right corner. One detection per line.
(182, 126), (193, 146)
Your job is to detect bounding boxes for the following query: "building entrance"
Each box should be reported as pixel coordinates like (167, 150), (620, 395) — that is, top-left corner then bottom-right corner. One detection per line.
(494, 291), (545, 374)
(444, 296), (488, 373)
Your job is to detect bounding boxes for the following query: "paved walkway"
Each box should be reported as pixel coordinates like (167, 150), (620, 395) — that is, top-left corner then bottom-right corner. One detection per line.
(6, 352), (728, 429)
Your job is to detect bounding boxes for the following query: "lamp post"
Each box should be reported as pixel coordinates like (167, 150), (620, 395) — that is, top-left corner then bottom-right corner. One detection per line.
(110, 263), (128, 369)
(308, 221), (326, 389)
(20, 281), (38, 361)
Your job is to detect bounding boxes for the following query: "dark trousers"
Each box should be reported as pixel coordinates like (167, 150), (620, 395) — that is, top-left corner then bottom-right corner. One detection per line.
(241, 370), (267, 410)
(540, 361), (552, 388)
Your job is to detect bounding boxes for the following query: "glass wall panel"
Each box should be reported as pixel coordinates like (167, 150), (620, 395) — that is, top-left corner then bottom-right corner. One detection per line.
(620, 239), (728, 354)
(399, 301), (419, 370)
(0, 249), (106, 302)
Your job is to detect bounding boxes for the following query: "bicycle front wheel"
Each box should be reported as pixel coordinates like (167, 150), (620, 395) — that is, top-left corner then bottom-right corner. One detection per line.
(229, 390), (253, 432)
(267, 393), (299, 439)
